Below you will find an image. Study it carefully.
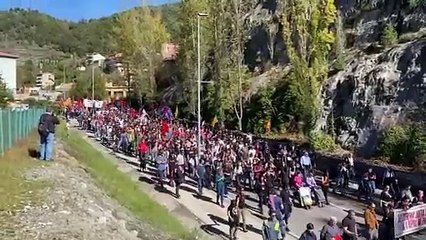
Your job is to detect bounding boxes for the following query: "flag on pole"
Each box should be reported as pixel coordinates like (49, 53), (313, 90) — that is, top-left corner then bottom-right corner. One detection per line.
(174, 106), (179, 119)
(211, 116), (218, 128)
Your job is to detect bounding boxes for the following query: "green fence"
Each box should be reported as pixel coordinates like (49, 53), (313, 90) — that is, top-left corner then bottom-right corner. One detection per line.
(0, 108), (46, 156)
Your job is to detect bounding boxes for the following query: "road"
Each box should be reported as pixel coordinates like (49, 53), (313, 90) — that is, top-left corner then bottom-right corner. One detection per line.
(74, 128), (378, 240)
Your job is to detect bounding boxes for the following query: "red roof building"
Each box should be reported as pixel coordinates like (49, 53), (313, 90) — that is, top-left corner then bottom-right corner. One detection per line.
(0, 51), (19, 59)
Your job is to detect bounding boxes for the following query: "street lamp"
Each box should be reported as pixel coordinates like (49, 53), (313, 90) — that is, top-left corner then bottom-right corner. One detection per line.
(197, 12), (209, 161)
(91, 64), (95, 101)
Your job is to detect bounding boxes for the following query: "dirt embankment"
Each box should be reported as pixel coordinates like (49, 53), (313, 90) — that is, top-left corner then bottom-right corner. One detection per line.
(5, 142), (167, 240)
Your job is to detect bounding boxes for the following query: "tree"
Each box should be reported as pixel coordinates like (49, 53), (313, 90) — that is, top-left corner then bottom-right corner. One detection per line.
(177, 0), (209, 114)
(281, 0), (337, 133)
(0, 74), (13, 107)
(381, 23), (398, 48)
(115, 4), (170, 98)
(333, 10), (346, 71)
(203, 0), (231, 122)
(225, 0), (254, 130)
(69, 68), (107, 100)
(17, 60), (36, 87)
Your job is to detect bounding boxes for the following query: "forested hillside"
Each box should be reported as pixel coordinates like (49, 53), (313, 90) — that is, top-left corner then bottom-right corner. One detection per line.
(0, 5), (179, 56)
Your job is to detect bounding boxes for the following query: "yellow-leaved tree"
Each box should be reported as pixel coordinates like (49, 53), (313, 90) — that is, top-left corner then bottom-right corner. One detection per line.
(115, 2), (170, 98)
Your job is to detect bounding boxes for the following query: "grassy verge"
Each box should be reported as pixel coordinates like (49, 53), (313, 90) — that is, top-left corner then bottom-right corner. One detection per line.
(0, 131), (49, 235)
(57, 125), (196, 240)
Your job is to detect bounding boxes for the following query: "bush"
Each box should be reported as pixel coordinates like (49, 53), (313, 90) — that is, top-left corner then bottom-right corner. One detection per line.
(378, 125), (426, 167)
(409, 0), (426, 8)
(381, 23), (398, 47)
(21, 98), (51, 107)
(308, 131), (336, 152)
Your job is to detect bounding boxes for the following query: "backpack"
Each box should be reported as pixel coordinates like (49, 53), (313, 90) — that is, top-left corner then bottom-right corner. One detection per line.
(38, 114), (49, 137)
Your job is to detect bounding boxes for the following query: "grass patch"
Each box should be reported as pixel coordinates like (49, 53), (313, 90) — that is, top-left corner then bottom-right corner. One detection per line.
(0, 131), (49, 235)
(57, 125), (196, 240)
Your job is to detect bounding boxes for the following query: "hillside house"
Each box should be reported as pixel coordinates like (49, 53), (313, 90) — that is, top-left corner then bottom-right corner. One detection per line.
(0, 51), (18, 94)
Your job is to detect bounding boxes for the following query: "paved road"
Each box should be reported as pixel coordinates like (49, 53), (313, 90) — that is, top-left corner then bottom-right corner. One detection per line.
(116, 153), (370, 240)
(75, 128), (378, 240)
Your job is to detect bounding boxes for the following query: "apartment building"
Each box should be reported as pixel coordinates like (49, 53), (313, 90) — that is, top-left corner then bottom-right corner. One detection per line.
(35, 72), (55, 89)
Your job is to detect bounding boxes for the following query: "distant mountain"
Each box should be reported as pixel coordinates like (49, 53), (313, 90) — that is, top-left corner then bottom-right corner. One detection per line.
(0, 4), (180, 56)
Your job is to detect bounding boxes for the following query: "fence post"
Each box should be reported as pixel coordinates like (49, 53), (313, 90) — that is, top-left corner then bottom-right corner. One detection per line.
(24, 109), (28, 136)
(25, 110), (29, 135)
(32, 108), (36, 127)
(0, 109), (3, 156)
(8, 109), (12, 147)
(19, 110), (22, 138)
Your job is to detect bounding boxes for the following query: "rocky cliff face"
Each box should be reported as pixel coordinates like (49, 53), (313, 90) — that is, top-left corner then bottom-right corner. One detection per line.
(319, 1), (426, 157)
(319, 39), (426, 157)
(245, 1), (426, 157)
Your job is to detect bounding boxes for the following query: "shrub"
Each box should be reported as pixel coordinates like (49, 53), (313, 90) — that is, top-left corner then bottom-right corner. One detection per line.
(409, 0), (426, 8)
(21, 98), (51, 107)
(381, 23), (398, 48)
(378, 125), (426, 167)
(308, 131), (337, 152)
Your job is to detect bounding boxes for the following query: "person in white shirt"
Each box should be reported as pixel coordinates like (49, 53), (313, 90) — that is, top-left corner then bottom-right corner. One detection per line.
(65, 121), (70, 138)
(300, 152), (312, 178)
(176, 151), (185, 167)
(234, 161), (244, 185)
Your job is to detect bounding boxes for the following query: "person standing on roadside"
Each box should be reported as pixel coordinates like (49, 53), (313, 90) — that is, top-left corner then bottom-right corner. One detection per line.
(300, 151), (312, 178)
(364, 202), (379, 240)
(38, 108), (60, 161)
(366, 168), (377, 200)
(321, 170), (331, 205)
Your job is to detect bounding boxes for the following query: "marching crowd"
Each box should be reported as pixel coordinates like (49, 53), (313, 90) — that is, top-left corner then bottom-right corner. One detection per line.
(63, 102), (424, 240)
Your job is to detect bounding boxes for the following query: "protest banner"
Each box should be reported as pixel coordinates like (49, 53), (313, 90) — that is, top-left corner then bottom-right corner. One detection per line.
(394, 204), (426, 238)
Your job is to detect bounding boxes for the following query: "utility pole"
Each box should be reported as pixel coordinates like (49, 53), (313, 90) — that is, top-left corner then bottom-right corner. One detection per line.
(126, 61), (131, 94)
(63, 66), (66, 99)
(91, 64), (95, 100)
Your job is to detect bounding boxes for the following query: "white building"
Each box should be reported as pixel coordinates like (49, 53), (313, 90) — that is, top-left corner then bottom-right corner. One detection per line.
(0, 51), (18, 94)
(35, 72), (55, 89)
(87, 53), (106, 67)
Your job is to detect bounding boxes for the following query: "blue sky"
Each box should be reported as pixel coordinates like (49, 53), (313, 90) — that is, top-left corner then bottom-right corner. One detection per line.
(0, 0), (178, 21)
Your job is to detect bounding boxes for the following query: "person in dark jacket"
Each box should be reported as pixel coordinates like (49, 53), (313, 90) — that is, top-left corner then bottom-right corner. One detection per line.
(262, 212), (282, 240)
(38, 108), (60, 161)
(174, 166), (185, 198)
(196, 159), (206, 195)
(280, 187), (292, 231)
(299, 223), (317, 240)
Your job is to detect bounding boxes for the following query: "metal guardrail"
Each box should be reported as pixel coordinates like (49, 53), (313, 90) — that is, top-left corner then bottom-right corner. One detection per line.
(0, 107), (46, 156)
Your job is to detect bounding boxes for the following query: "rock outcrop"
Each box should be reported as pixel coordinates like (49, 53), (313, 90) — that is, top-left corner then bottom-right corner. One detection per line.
(318, 1), (426, 157)
(319, 39), (426, 157)
(245, 0), (426, 157)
